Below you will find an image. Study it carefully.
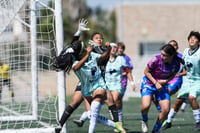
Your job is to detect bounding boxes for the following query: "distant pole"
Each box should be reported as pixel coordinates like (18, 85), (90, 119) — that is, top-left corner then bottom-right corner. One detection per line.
(118, 0), (124, 41)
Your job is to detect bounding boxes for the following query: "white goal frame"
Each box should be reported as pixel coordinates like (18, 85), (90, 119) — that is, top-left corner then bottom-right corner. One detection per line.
(0, 0), (66, 132)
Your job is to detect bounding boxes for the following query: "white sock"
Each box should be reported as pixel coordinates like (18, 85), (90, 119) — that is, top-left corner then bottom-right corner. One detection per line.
(97, 114), (115, 127)
(108, 110), (114, 121)
(80, 111), (89, 121)
(167, 108), (177, 123)
(88, 101), (101, 133)
(118, 109), (123, 122)
(87, 110), (91, 119)
(180, 102), (187, 111)
(193, 109), (200, 123)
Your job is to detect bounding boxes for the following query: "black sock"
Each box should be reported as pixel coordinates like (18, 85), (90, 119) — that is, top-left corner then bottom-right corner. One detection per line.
(59, 105), (74, 127)
(108, 104), (118, 122)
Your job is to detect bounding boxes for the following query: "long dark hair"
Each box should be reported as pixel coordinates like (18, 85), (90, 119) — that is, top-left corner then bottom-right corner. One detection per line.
(52, 40), (84, 73)
(160, 44), (177, 56)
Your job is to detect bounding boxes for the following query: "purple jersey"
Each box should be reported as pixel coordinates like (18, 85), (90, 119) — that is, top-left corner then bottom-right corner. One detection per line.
(121, 54), (133, 89)
(146, 54), (181, 86)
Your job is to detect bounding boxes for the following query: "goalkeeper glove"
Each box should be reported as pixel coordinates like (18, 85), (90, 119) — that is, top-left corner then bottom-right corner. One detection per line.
(74, 18), (90, 36)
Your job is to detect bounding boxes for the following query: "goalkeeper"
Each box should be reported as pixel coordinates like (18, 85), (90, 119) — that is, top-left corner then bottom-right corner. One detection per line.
(0, 61), (14, 103)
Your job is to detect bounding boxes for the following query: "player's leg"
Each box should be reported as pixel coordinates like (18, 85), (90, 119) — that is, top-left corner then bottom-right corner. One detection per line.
(73, 97), (118, 129)
(73, 98), (90, 127)
(162, 81), (189, 130)
(180, 102), (188, 113)
(140, 82), (154, 133)
(88, 89), (105, 133)
(105, 89), (126, 133)
(104, 89), (119, 122)
(162, 98), (184, 130)
(111, 91), (123, 121)
(188, 84), (200, 131)
(152, 99), (170, 133)
(55, 84), (83, 133)
(140, 95), (151, 133)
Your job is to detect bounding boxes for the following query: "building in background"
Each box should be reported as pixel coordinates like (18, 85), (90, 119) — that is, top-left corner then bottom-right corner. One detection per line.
(113, 1), (200, 96)
(115, 1), (200, 58)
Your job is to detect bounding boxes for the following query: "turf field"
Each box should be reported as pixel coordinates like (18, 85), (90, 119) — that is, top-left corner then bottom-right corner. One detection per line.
(65, 95), (200, 133)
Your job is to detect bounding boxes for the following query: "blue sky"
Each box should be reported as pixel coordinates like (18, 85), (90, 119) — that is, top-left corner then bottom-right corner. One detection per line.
(86, 0), (200, 9)
(86, 0), (121, 9)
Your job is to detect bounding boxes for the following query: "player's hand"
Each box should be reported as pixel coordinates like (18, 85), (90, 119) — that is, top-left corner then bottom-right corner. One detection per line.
(132, 84), (137, 91)
(78, 19), (90, 32)
(86, 45), (93, 54)
(130, 81), (136, 91)
(105, 42), (110, 47)
(155, 82), (162, 91)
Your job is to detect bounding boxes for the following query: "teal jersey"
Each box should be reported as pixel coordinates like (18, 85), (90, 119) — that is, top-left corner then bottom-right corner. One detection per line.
(105, 56), (128, 92)
(183, 47), (200, 80)
(177, 46), (200, 99)
(73, 52), (106, 96)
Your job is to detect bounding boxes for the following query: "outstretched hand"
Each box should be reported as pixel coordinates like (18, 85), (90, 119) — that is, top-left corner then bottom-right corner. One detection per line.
(78, 19), (90, 32)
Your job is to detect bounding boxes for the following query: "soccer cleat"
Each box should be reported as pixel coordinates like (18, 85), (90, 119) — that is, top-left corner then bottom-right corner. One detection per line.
(161, 122), (171, 130)
(141, 120), (148, 133)
(194, 122), (200, 131)
(73, 119), (84, 127)
(55, 124), (62, 133)
(115, 122), (126, 133)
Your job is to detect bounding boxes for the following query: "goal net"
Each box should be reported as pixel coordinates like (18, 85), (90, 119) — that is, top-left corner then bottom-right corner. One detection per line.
(0, 0), (65, 132)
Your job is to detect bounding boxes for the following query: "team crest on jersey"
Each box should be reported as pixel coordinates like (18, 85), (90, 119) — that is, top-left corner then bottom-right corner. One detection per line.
(142, 88), (147, 93)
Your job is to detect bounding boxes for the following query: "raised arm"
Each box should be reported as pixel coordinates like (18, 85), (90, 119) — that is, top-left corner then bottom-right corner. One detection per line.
(73, 46), (92, 71)
(72, 18), (90, 43)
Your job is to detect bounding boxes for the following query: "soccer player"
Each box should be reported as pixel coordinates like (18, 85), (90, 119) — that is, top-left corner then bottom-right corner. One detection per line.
(54, 20), (125, 133)
(73, 33), (126, 133)
(162, 31), (200, 131)
(53, 19), (89, 133)
(140, 44), (181, 133)
(117, 42), (136, 97)
(167, 40), (186, 95)
(153, 40), (187, 112)
(115, 42), (136, 124)
(72, 42), (111, 133)
(0, 61), (14, 103)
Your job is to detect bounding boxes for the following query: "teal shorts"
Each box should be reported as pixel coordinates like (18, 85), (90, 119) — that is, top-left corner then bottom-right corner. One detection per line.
(81, 77), (107, 97)
(106, 82), (122, 94)
(177, 78), (200, 99)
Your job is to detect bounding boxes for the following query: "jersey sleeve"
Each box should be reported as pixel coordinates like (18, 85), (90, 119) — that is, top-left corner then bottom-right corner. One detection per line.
(147, 56), (158, 70)
(124, 55), (134, 69)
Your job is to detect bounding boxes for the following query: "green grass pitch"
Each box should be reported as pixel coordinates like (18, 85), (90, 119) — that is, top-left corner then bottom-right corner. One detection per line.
(65, 95), (200, 133)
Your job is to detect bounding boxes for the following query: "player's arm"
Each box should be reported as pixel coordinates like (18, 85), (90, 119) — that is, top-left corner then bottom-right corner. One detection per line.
(72, 19), (90, 43)
(99, 44), (111, 60)
(73, 46), (92, 70)
(157, 73), (176, 85)
(125, 68), (136, 91)
(144, 66), (162, 91)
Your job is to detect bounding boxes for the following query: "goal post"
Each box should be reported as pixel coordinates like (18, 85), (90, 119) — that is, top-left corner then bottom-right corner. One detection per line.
(0, 0), (66, 132)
